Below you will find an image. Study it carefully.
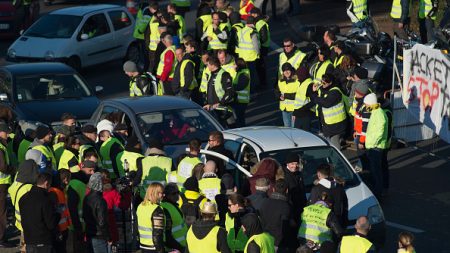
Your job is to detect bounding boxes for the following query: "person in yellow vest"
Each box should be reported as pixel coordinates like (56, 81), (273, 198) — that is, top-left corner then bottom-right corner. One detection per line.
(198, 50), (213, 102)
(67, 160), (95, 253)
(97, 119), (124, 180)
(27, 125), (57, 171)
(156, 33), (176, 95)
(0, 122), (14, 248)
(241, 213), (275, 253)
(186, 201), (231, 253)
(53, 125), (73, 165)
(390, 0), (411, 40)
(179, 176), (208, 226)
(170, 138), (202, 189)
(195, 2), (213, 47)
(418, 0), (438, 43)
(199, 160), (221, 202)
(228, 12), (244, 56)
(116, 134), (144, 178)
(136, 182), (166, 253)
(231, 58), (251, 127)
(249, 8), (270, 89)
(312, 45), (334, 85)
(146, 5), (161, 73)
(338, 216), (375, 253)
(331, 41), (347, 68)
(124, 60), (152, 96)
(311, 74), (348, 149)
(168, 4), (186, 39)
(276, 62), (300, 127)
(132, 139), (173, 199)
(346, 0), (368, 26)
(218, 49), (237, 79)
(297, 193), (344, 251)
(161, 183), (187, 252)
(236, 16), (260, 92)
(226, 193), (251, 252)
(58, 134), (81, 172)
(239, 0), (254, 20)
(292, 67), (315, 131)
(79, 124), (100, 166)
(204, 12), (230, 51)
(278, 37), (306, 79)
(171, 46), (198, 98)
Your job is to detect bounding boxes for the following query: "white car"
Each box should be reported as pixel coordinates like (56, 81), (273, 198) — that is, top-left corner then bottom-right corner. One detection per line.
(6, 4), (136, 70)
(206, 126), (386, 247)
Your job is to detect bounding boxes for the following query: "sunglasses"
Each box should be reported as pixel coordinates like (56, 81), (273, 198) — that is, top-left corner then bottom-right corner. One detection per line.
(283, 44), (293, 48)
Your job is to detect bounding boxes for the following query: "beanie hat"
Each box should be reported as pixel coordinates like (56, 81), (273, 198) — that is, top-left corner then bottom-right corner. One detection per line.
(353, 66), (368, 79)
(281, 62), (294, 72)
(88, 172), (103, 192)
(363, 93), (378, 106)
(149, 138), (164, 150)
(97, 119), (114, 134)
(35, 125), (51, 139)
(81, 124), (97, 134)
(123, 61), (138, 73)
(114, 123), (128, 131)
(354, 83), (369, 97)
(296, 66), (309, 82)
(286, 152), (299, 164)
(183, 176), (199, 192)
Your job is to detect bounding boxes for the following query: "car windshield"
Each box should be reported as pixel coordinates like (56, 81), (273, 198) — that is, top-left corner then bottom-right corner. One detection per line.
(137, 109), (218, 145)
(24, 14), (82, 39)
(260, 146), (359, 190)
(14, 74), (92, 102)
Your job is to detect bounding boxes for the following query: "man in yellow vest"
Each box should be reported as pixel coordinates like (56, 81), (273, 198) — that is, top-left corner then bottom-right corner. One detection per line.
(146, 4), (161, 73)
(418, 0), (438, 43)
(218, 49), (237, 79)
(231, 58), (251, 127)
(236, 16), (260, 92)
(27, 125), (57, 171)
(116, 134), (144, 178)
(278, 37), (306, 79)
(161, 183), (187, 252)
(346, 0), (368, 26)
(186, 201), (231, 253)
(241, 213), (275, 253)
(205, 12), (229, 51)
(168, 4), (186, 38)
(390, 0), (411, 40)
(123, 60), (152, 96)
(195, 2), (213, 46)
(97, 120), (124, 179)
(171, 46), (198, 98)
(338, 216), (375, 253)
(228, 12), (244, 55)
(199, 161), (221, 202)
(156, 33), (176, 95)
(171, 138), (202, 188)
(250, 8), (270, 90)
(78, 124), (99, 163)
(0, 122), (14, 248)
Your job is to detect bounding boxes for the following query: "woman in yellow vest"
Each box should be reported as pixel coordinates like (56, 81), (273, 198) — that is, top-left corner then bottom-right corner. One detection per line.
(160, 183), (187, 252)
(58, 135), (81, 172)
(241, 213), (275, 253)
(226, 193), (251, 252)
(292, 67), (315, 131)
(231, 58), (251, 128)
(136, 182), (166, 253)
(276, 62), (300, 127)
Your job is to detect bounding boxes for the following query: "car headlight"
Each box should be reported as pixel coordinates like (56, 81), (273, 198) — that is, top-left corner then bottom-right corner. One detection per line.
(44, 50), (55, 60)
(367, 204), (385, 225)
(7, 48), (16, 59)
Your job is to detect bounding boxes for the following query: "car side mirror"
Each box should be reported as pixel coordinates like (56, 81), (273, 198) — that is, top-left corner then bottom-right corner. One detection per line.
(80, 34), (89, 40)
(95, 86), (104, 94)
(0, 93), (8, 101)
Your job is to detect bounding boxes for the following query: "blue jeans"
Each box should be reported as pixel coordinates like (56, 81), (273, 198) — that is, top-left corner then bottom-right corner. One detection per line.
(88, 238), (110, 253)
(367, 148), (383, 198)
(281, 111), (294, 127)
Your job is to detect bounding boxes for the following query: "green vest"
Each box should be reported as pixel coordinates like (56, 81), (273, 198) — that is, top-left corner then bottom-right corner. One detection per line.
(298, 204), (332, 244)
(244, 233), (275, 253)
(58, 149), (79, 172)
(255, 19), (270, 48)
(137, 203), (160, 247)
(313, 60), (333, 84)
(18, 139), (32, 164)
(161, 201), (188, 247)
(198, 177), (220, 201)
(278, 50), (306, 77)
(0, 142), (11, 185)
(340, 235), (373, 253)
(133, 8), (152, 40)
(32, 144), (57, 170)
(68, 179), (86, 231)
(365, 107), (388, 149)
(419, 0), (436, 19)
(100, 137), (123, 178)
(180, 59), (198, 90)
(117, 150), (144, 178)
(225, 213), (249, 252)
(9, 182), (33, 231)
(237, 26), (259, 62)
(278, 79), (300, 112)
(53, 142), (65, 165)
(352, 0), (368, 21)
(139, 155), (172, 198)
(233, 69), (251, 104)
(187, 225), (220, 253)
(321, 87), (347, 125)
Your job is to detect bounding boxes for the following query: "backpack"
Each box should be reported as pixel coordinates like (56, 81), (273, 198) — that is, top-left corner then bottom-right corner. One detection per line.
(180, 193), (205, 227)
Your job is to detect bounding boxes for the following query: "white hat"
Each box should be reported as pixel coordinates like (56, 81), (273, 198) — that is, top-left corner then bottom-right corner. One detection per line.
(96, 119), (115, 134)
(363, 93), (378, 106)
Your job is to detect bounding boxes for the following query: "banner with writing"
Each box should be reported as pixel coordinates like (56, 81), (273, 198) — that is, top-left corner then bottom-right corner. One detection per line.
(402, 44), (450, 143)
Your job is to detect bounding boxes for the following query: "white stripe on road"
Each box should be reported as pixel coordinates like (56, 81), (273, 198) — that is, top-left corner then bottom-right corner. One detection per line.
(386, 221), (425, 233)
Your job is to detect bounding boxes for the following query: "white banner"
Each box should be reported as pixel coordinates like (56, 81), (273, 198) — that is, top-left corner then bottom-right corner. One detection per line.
(402, 44), (450, 143)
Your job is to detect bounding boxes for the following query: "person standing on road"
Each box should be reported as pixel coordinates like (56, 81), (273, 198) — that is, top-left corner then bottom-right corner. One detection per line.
(0, 122), (14, 248)
(346, 0), (368, 26)
(133, 1), (152, 71)
(312, 46), (334, 85)
(218, 49), (237, 79)
(205, 12), (230, 51)
(97, 121), (124, 180)
(225, 193), (253, 253)
(116, 134), (144, 178)
(390, 0), (411, 40)
(363, 93), (388, 199)
(250, 8), (270, 90)
(20, 173), (59, 253)
(241, 213), (275, 253)
(27, 125), (57, 171)
(278, 37), (306, 80)
(236, 16), (260, 92)
(172, 138), (202, 189)
(275, 63), (300, 128)
(228, 12), (244, 56)
(247, 178), (269, 212)
(171, 46), (198, 99)
(146, 4), (161, 73)
(78, 124), (100, 164)
(179, 176), (208, 226)
(58, 134), (81, 172)
(161, 183), (188, 252)
(293, 67), (315, 131)
(231, 58), (251, 128)
(338, 216), (375, 253)
(418, 0), (438, 43)
(283, 152), (307, 219)
(156, 33), (177, 95)
(124, 61), (152, 97)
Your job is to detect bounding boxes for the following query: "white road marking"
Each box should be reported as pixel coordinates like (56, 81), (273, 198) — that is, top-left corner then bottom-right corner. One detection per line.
(386, 221), (425, 233)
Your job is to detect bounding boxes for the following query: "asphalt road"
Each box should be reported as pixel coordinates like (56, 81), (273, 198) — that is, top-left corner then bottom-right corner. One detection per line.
(1, 0), (450, 252)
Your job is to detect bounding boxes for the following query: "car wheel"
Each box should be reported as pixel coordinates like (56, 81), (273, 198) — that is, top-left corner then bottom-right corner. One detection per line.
(66, 56), (81, 72)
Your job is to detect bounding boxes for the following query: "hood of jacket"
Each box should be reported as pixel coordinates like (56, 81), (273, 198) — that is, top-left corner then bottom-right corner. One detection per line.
(16, 159), (39, 184)
(191, 220), (218, 239)
(241, 213), (263, 238)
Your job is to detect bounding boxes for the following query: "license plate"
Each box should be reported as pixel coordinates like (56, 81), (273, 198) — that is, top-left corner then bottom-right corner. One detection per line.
(0, 24), (9, 30)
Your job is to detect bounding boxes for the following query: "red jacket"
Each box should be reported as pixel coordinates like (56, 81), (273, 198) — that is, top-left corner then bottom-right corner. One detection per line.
(102, 185), (131, 243)
(158, 49), (175, 82)
(239, 0), (254, 20)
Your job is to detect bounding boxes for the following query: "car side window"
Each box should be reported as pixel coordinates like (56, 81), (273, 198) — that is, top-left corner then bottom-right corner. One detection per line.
(80, 13), (110, 39)
(108, 10), (132, 31)
(0, 72), (12, 98)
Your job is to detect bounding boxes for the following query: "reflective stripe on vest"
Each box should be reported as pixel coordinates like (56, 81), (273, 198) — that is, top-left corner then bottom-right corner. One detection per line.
(139, 155), (172, 198)
(100, 137), (124, 178)
(180, 59), (198, 90)
(233, 69), (251, 104)
(156, 46), (176, 78)
(161, 201), (188, 247)
(279, 50), (306, 76)
(198, 177), (220, 201)
(298, 204), (332, 244)
(244, 233), (275, 253)
(0, 143), (10, 184)
(340, 235), (373, 253)
(221, 61), (237, 79)
(294, 78), (313, 109)
(352, 0), (368, 20)
(137, 203), (159, 247)
(206, 69), (226, 101)
(313, 60), (332, 84)
(49, 187), (72, 231)
(58, 149), (79, 172)
(199, 67), (211, 93)
(333, 54), (344, 68)
(390, 0), (402, 19)
(9, 182), (32, 231)
(419, 0), (435, 19)
(148, 20), (160, 51)
(255, 19), (270, 48)
(207, 23), (228, 50)
(187, 225), (220, 253)
(278, 79), (300, 112)
(321, 87), (347, 125)
(225, 213), (249, 251)
(237, 26), (259, 62)
(32, 144), (57, 170)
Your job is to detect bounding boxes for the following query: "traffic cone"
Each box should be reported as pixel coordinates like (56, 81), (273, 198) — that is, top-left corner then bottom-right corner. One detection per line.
(120, 12), (129, 22)
(126, 0), (137, 15)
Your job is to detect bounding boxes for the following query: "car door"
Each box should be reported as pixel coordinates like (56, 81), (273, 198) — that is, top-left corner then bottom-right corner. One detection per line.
(106, 9), (134, 60)
(77, 12), (114, 67)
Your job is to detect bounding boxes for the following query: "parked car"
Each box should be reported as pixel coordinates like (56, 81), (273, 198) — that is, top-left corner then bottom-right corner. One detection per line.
(0, 62), (102, 125)
(6, 4), (136, 70)
(208, 126), (385, 247)
(0, 0), (17, 38)
(89, 96), (224, 157)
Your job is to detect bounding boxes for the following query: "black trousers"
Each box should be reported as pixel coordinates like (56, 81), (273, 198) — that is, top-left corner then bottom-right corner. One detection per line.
(262, 0), (277, 18)
(26, 244), (53, 253)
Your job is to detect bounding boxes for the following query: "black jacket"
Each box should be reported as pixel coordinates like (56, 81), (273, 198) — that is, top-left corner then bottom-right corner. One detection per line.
(20, 186), (59, 245)
(255, 17), (269, 48)
(130, 74), (152, 95)
(172, 53), (196, 95)
(83, 190), (110, 240)
(67, 171), (90, 233)
(309, 177), (349, 227)
(282, 167), (307, 217)
(258, 192), (297, 248)
(187, 220), (231, 253)
(206, 68), (235, 106)
(247, 190), (268, 212)
(241, 213), (265, 253)
(205, 144), (234, 177)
